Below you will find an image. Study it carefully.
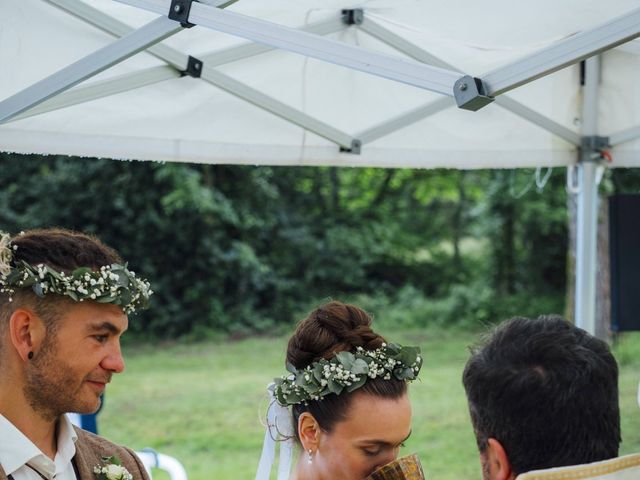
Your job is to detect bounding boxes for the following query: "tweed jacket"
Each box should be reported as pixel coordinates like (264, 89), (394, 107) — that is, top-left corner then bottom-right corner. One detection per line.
(0, 427), (150, 480)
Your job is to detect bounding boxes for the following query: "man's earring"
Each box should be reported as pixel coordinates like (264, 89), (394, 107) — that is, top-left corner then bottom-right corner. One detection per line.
(307, 449), (313, 465)
(27, 351), (33, 360)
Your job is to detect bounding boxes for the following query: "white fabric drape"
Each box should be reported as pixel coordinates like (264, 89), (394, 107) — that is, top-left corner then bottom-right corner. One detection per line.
(255, 384), (295, 480)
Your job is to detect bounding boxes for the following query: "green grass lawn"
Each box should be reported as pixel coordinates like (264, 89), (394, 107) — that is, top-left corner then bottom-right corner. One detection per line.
(99, 329), (640, 480)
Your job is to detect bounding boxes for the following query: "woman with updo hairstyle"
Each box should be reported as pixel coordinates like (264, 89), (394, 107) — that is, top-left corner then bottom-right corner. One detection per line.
(255, 301), (423, 480)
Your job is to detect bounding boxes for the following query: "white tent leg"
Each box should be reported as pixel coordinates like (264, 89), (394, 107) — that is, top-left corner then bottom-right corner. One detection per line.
(575, 161), (600, 335)
(575, 57), (602, 335)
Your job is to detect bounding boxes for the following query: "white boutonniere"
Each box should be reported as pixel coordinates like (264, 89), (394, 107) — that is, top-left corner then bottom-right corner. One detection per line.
(94, 456), (134, 480)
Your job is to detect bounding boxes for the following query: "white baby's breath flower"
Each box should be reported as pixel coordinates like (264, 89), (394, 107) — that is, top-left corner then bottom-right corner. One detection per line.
(0, 232), (13, 278)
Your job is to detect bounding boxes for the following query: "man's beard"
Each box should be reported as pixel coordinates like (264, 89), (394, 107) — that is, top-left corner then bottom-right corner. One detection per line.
(23, 336), (102, 421)
(481, 454), (491, 480)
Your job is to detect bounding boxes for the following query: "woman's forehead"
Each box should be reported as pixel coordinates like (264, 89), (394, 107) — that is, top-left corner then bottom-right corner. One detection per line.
(332, 392), (412, 442)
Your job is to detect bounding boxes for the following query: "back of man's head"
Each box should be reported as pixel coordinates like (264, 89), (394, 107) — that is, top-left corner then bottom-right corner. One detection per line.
(462, 315), (620, 476)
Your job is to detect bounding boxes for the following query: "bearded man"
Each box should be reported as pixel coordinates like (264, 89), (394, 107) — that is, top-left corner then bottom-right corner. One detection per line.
(462, 315), (623, 480)
(0, 228), (152, 480)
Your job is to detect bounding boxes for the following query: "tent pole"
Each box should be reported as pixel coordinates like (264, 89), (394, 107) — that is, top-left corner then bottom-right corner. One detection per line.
(575, 57), (602, 335)
(610, 125), (640, 146)
(31, 0), (356, 149)
(0, 16), (182, 124)
(358, 18), (581, 146)
(575, 160), (600, 335)
(116, 0), (463, 96)
(479, 9), (640, 98)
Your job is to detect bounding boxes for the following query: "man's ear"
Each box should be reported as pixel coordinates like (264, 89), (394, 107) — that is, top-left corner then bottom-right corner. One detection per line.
(8, 308), (46, 362)
(486, 438), (515, 480)
(298, 412), (322, 452)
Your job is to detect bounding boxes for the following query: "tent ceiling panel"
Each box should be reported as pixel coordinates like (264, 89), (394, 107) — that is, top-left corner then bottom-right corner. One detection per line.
(1, 0), (639, 168)
(600, 51), (640, 135)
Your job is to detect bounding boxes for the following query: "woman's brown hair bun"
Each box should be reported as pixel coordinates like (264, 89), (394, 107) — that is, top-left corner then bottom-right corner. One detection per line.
(287, 301), (385, 369)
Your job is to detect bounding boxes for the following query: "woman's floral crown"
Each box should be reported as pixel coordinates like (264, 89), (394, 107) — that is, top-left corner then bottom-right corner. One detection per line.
(273, 342), (422, 406)
(0, 232), (152, 314)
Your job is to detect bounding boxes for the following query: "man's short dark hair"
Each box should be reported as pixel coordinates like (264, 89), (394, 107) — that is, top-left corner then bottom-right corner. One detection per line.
(462, 315), (620, 475)
(0, 228), (123, 337)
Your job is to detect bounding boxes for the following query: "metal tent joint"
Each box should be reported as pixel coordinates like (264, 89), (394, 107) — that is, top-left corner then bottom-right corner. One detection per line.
(454, 75), (494, 111)
(340, 139), (362, 154)
(182, 56), (203, 77)
(342, 9), (364, 26)
(169, 0), (195, 28)
(579, 135), (611, 163)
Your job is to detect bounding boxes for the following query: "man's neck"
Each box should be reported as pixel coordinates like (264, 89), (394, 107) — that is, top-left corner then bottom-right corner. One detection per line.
(0, 378), (59, 460)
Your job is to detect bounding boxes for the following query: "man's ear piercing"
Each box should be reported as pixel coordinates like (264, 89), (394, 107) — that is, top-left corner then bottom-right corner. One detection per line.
(27, 351), (33, 360)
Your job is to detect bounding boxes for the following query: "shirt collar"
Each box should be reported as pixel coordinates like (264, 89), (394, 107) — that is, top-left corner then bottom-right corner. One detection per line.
(55, 414), (78, 467)
(0, 413), (78, 476)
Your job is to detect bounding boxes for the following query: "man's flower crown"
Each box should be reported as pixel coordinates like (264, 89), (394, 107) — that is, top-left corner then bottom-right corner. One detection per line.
(273, 342), (422, 406)
(0, 232), (152, 314)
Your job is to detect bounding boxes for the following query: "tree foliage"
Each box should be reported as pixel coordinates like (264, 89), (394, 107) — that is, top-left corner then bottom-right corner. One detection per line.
(1, 153), (637, 337)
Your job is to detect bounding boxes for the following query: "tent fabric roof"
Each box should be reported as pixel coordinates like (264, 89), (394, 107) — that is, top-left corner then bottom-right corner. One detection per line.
(1, 0), (639, 168)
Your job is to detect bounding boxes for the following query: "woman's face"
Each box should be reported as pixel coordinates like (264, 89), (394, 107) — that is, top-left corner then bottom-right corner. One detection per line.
(312, 391), (412, 480)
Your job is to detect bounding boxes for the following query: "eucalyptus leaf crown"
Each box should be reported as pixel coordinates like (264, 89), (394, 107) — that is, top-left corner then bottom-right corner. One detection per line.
(273, 342), (422, 406)
(0, 231), (152, 314)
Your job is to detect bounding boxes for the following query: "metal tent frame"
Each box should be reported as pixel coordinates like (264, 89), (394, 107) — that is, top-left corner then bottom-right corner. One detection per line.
(2, 0), (640, 335)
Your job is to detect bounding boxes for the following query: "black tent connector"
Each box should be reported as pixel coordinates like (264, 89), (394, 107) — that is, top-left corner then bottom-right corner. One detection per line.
(342, 9), (364, 26)
(169, 0), (196, 28)
(182, 56), (203, 78)
(340, 139), (362, 154)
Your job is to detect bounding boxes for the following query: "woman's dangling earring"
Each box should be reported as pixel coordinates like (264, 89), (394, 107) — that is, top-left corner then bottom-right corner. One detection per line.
(27, 351), (33, 360)
(307, 449), (313, 465)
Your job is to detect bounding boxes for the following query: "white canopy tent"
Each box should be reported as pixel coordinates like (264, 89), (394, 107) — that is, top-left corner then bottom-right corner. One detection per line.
(1, 0), (640, 336)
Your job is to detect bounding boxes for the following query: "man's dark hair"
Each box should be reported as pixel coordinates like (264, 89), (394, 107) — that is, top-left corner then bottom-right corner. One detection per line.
(0, 228), (122, 336)
(9, 228), (122, 272)
(462, 315), (620, 475)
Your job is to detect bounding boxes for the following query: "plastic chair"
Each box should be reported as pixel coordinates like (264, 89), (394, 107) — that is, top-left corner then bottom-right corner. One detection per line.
(136, 449), (189, 480)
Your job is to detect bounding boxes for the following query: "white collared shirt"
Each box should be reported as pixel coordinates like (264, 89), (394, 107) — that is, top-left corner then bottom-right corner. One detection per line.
(0, 414), (78, 480)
